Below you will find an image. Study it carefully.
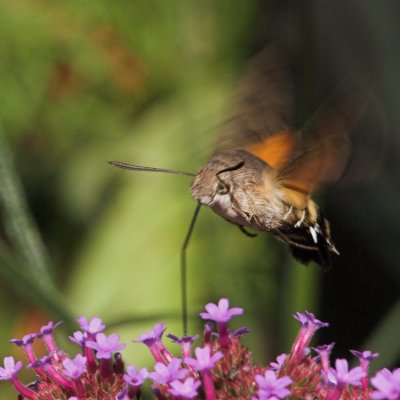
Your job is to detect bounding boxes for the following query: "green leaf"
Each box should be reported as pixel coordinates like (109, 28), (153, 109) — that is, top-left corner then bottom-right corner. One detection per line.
(362, 297), (400, 372)
(0, 130), (53, 283)
(0, 242), (74, 329)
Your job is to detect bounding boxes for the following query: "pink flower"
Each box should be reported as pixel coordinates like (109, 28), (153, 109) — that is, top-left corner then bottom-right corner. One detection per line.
(86, 333), (126, 359)
(254, 370), (292, 399)
(325, 358), (365, 387)
(371, 368), (400, 400)
(185, 346), (223, 371)
(200, 298), (243, 323)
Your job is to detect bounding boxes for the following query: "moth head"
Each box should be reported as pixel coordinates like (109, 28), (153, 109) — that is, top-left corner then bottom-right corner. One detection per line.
(191, 170), (231, 206)
(191, 149), (264, 206)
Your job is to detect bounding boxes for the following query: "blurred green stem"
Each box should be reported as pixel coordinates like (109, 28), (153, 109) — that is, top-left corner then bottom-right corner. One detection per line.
(0, 241), (74, 328)
(362, 297), (400, 372)
(279, 258), (319, 350)
(0, 128), (74, 326)
(0, 128), (53, 282)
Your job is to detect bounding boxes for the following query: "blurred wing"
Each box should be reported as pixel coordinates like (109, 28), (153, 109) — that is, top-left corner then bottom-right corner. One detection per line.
(277, 79), (371, 207)
(216, 44), (295, 168)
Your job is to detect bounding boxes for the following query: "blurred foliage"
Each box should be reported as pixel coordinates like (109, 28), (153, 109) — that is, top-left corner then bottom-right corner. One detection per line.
(0, 0), (399, 397)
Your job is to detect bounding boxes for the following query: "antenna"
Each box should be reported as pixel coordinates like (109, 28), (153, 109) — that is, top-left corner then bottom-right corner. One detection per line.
(108, 161), (195, 177)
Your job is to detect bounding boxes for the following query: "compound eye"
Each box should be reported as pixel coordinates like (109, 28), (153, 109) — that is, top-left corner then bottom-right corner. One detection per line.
(216, 180), (230, 195)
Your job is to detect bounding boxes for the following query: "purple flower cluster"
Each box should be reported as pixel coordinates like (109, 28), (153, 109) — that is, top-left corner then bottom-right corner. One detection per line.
(0, 299), (398, 399)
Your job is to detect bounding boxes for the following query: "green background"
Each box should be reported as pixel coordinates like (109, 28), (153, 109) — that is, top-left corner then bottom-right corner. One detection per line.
(0, 1), (399, 397)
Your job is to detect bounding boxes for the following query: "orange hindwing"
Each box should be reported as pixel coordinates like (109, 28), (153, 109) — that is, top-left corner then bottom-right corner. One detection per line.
(245, 130), (296, 170)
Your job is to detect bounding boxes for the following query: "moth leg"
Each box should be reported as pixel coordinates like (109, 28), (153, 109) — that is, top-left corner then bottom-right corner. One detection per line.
(274, 229), (319, 251)
(239, 225), (258, 238)
(283, 205), (293, 220)
(294, 210), (306, 228)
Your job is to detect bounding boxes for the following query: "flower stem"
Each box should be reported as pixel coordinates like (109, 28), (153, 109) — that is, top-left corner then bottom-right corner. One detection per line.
(149, 344), (165, 364)
(218, 322), (230, 348)
(157, 343), (173, 364)
(46, 364), (74, 391)
(100, 358), (113, 380)
(85, 346), (97, 373)
(326, 386), (344, 400)
(11, 377), (37, 399)
(202, 370), (216, 400)
(128, 386), (140, 398)
(74, 380), (85, 398)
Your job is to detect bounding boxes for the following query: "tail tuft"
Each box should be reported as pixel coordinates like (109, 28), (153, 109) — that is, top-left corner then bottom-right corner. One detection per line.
(276, 211), (338, 269)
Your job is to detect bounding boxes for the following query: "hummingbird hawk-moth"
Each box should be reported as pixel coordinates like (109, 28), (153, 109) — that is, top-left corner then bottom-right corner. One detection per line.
(109, 46), (369, 269)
